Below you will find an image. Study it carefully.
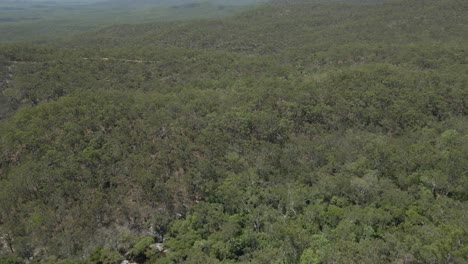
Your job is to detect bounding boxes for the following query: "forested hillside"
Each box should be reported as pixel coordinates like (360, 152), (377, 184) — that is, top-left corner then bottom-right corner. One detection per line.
(0, 0), (264, 43)
(0, 0), (467, 263)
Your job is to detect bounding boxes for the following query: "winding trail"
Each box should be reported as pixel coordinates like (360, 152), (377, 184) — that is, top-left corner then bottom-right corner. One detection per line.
(82, 57), (159, 63)
(6, 57), (160, 64)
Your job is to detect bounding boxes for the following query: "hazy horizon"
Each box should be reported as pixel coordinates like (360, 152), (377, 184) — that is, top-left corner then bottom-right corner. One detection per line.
(0, 0), (268, 4)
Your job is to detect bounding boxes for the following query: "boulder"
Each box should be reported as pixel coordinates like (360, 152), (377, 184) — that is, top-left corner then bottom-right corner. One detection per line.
(149, 243), (164, 252)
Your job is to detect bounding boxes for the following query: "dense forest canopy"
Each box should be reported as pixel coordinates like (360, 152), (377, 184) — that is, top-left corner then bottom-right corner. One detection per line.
(0, 0), (266, 43)
(0, 0), (467, 263)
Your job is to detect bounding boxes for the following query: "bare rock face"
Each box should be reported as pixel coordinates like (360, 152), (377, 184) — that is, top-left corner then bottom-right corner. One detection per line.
(0, 235), (8, 254)
(0, 233), (14, 255)
(149, 243), (165, 252)
(121, 260), (137, 264)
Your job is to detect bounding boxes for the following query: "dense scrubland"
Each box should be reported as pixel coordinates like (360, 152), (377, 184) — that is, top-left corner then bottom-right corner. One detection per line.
(0, 0), (467, 263)
(0, 0), (266, 43)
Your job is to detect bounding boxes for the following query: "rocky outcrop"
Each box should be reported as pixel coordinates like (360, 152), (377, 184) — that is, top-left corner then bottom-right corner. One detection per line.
(121, 260), (138, 264)
(150, 243), (169, 254)
(0, 233), (14, 255)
